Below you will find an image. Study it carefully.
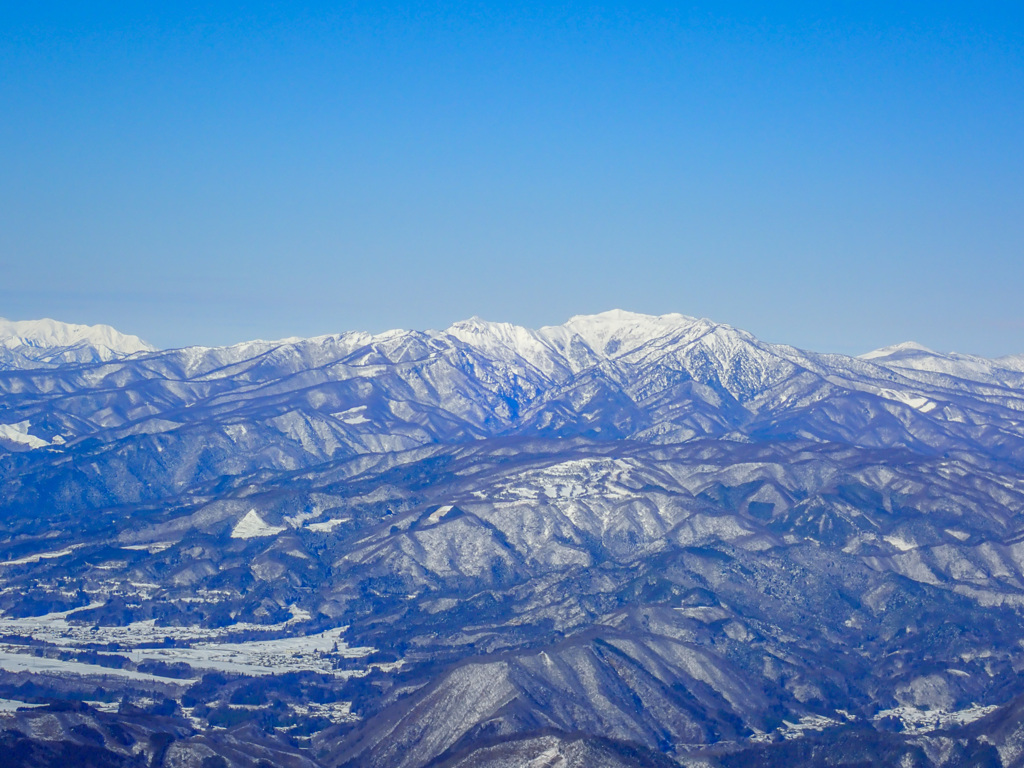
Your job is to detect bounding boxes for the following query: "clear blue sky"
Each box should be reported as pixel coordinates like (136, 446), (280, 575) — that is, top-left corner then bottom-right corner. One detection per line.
(2, 2), (1022, 355)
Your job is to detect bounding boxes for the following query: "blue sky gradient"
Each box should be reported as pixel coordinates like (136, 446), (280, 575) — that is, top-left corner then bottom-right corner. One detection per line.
(2, 3), (1022, 354)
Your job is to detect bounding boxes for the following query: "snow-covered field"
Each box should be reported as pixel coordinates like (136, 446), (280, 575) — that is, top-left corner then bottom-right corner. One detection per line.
(873, 703), (999, 734)
(0, 602), (382, 682)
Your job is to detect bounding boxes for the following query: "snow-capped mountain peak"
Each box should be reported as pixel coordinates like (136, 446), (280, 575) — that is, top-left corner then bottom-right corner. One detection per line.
(443, 311), (711, 377)
(557, 309), (699, 357)
(0, 317), (156, 368)
(856, 340), (1024, 383)
(445, 317), (576, 377)
(859, 341), (936, 361)
(0, 317), (155, 354)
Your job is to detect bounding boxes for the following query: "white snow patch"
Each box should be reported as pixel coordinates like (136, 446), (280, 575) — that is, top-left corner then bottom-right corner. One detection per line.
(121, 541), (175, 553)
(284, 507), (324, 527)
(676, 606), (731, 622)
(0, 697), (46, 713)
(0, 610), (384, 682)
(878, 388), (938, 413)
(283, 700), (355, 725)
(860, 341), (935, 360)
(527, 747), (564, 767)
(0, 421), (49, 449)
(333, 405), (370, 425)
(231, 510), (286, 539)
(750, 713), (845, 743)
(780, 714), (844, 738)
(0, 546), (79, 566)
(125, 628), (373, 677)
(425, 505), (454, 524)
(307, 518), (350, 532)
(0, 649), (186, 682)
(874, 703), (998, 734)
(885, 535), (918, 552)
(287, 605), (312, 623)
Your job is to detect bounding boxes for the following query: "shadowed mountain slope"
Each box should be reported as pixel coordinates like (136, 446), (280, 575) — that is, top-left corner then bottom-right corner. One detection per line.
(2, 312), (1024, 767)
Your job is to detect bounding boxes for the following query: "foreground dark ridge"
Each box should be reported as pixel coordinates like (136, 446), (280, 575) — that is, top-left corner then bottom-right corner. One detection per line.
(2, 311), (1024, 767)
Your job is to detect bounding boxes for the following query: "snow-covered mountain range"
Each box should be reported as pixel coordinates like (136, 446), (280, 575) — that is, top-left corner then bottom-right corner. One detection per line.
(2, 311), (1024, 767)
(4, 310), (1024, 463)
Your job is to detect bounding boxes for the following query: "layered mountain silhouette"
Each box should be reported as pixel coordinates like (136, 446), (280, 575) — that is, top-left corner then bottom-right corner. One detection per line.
(2, 311), (1024, 767)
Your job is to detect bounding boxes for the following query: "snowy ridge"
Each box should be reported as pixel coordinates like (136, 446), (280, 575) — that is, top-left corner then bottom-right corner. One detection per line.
(559, 309), (699, 356)
(860, 339), (1024, 385)
(0, 317), (155, 369)
(860, 341), (937, 360)
(0, 317), (154, 354)
(2, 309), (1024, 462)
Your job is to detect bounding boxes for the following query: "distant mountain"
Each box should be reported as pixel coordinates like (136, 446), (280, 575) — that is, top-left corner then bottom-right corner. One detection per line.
(2, 311), (1024, 768)
(3, 309), (1023, 462)
(0, 316), (155, 368)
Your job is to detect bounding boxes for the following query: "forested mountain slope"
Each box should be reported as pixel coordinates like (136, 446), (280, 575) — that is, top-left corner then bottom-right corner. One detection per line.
(2, 311), (1024, 767)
